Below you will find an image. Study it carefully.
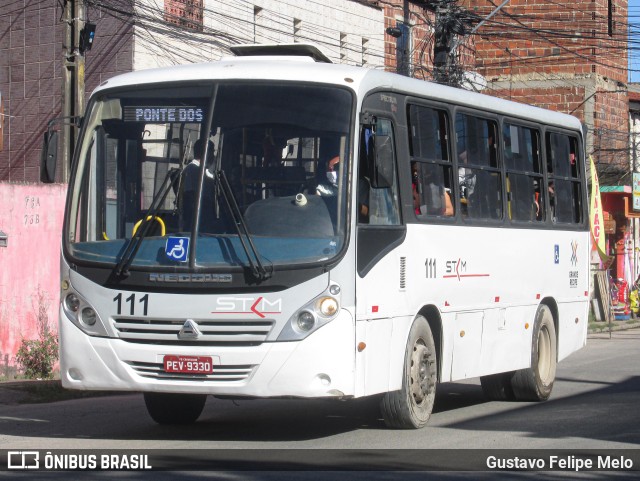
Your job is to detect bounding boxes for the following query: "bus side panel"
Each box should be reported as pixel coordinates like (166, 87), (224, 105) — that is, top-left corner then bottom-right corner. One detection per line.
(354, 315), (412, 397)
(477, 306), (533, 378)
(557, 301), (589, 362)
(354, 318), (391, 397)
(355, 239), (413, 397)
(556, 238), (590, 361)
(450, 311), (483, 379)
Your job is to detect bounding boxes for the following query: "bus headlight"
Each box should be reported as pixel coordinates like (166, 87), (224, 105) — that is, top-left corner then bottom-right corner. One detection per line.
(62, 287), (108, 337)
(65, 293), (80, 312)
(279, 283), (341, 341)
(297, 311), (315, 332)
(81, 307), (97, 326)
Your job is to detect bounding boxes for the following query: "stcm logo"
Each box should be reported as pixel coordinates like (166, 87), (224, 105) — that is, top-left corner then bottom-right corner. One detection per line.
(212, 297), (282, 319)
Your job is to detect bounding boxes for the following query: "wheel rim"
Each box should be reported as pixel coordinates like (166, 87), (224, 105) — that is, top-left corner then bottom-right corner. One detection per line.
(537, 324), (552, 384)
(410, 341), (430, 405)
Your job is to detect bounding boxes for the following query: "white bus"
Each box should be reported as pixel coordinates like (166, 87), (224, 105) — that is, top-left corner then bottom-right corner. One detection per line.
(43, 45), (589, 428)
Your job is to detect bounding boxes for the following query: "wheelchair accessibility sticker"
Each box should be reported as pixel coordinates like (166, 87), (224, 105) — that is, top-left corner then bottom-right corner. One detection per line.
(165, 237), (189, 262)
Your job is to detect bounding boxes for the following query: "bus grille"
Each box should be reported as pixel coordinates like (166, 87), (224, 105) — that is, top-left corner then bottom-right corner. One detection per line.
(125, 361), (255, 382)
(112, 318), (275, 345)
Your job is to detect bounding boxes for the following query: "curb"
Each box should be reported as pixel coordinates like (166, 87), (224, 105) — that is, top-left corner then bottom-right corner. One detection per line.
(588, 322), (640, 335)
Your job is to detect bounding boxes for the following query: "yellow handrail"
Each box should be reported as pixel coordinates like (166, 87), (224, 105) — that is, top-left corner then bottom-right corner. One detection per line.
(132, 215), (166, 237)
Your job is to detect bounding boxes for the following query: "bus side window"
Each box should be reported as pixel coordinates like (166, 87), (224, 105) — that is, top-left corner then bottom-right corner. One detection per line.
(546, 132), (582, 224)
(456, 113), (502, 220)
(359, 119), (401, 225)
(504, 123), (542, 222)
(408, 104), (455, 218)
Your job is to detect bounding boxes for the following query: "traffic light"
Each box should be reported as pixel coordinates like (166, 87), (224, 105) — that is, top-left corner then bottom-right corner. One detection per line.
(79, 23), (96, 53)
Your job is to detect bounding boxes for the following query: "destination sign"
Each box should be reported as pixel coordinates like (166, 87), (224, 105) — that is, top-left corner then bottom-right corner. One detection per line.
(123, 106), (204, 123)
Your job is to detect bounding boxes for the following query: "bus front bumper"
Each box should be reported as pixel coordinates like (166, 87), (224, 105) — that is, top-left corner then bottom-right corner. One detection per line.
(59, 308), (356, 398)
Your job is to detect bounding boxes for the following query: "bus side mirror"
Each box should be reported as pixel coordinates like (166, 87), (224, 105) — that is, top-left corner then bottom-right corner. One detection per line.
(40, 130), (58, 183)
(371, 134), (392, 189)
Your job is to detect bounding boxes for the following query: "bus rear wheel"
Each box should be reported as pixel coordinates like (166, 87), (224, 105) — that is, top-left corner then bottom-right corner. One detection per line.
(144, 392), (207, 425)
(380, 316), (437, 429)
(511, 304), (557, 401)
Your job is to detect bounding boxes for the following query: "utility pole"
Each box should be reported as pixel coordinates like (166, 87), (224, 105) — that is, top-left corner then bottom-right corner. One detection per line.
(433, 0), (465, 86)
(433, 0), (510, 87)
(386, 0), (411, 77)
(400, 0), (410, 76)
(61, 0), (86, 182)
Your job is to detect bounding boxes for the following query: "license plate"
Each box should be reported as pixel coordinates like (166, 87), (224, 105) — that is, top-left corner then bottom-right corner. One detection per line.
(163, 355), (213, 374)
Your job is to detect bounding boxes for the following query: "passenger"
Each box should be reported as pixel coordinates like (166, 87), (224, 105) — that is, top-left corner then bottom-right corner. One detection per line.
(316, 155), (341, 196)
(413, 162), (453, 216)
(548, 181), (556, 220)
(458, 150), (476, 201)
(358, 176), (370, 223)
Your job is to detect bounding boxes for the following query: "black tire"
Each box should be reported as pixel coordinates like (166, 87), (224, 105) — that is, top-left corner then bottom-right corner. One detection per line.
(511, 304), (557, 401)
(380, 316), (437, 429)
(144, 392), (207, 425)
(480, 371), (516, 401)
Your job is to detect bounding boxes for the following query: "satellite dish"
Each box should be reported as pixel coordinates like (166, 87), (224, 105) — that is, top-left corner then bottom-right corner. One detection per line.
(461, 71), (487, 92)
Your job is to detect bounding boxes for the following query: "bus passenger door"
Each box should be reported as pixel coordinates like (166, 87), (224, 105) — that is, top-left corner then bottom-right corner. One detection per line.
(355, 110), (408, 395)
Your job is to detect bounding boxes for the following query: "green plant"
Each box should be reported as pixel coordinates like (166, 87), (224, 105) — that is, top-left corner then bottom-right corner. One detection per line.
(15, 289), (59, 380)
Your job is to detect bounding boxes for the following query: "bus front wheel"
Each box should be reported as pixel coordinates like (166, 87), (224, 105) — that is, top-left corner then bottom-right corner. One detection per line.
(511, 304), (557, 401)
(144, 392), (207, 425)
(380, 316), (437, 429)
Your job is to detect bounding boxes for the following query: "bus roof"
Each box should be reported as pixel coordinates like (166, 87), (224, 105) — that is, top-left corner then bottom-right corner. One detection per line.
(94, 57), (583, 133)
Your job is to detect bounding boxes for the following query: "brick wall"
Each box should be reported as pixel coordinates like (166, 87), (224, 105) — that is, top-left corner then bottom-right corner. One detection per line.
(382, 3), (435, 78)
(462, 0), (629, 170)
(0, 1), (133, 184)
(463, 0), (627, 84)
(0, 2), (61, 182)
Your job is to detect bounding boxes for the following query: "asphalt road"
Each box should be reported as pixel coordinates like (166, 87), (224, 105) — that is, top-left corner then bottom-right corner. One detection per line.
(0, 329), (639, 478)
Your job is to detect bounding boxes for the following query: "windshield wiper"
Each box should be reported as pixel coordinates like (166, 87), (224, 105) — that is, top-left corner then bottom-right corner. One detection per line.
(215, 169), (272, 281)
(114, 167), (181, 278)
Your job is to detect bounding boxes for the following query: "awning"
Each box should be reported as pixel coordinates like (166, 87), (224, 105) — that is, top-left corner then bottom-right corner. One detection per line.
(600, 186), (632, 193)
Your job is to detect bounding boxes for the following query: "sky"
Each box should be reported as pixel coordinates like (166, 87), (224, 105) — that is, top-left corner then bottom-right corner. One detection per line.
(630, 0), (640, 82)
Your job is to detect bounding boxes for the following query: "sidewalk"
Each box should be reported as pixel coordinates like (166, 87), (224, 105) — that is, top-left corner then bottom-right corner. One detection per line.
(588, 318), (640, 335)
(0, 379), (125, 405)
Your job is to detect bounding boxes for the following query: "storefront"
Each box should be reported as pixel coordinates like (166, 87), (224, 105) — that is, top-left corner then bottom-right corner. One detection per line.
(598, 186), (640, 319)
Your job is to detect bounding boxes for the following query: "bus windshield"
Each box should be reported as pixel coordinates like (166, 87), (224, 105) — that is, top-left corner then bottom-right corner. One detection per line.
(66, 82), (353, 271)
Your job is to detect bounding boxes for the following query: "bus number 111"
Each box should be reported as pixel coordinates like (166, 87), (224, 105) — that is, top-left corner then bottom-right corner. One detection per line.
(113, 293), (149, 316)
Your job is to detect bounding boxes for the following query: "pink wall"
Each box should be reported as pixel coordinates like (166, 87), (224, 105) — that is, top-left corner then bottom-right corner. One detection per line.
(0, 183), (67, 371)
